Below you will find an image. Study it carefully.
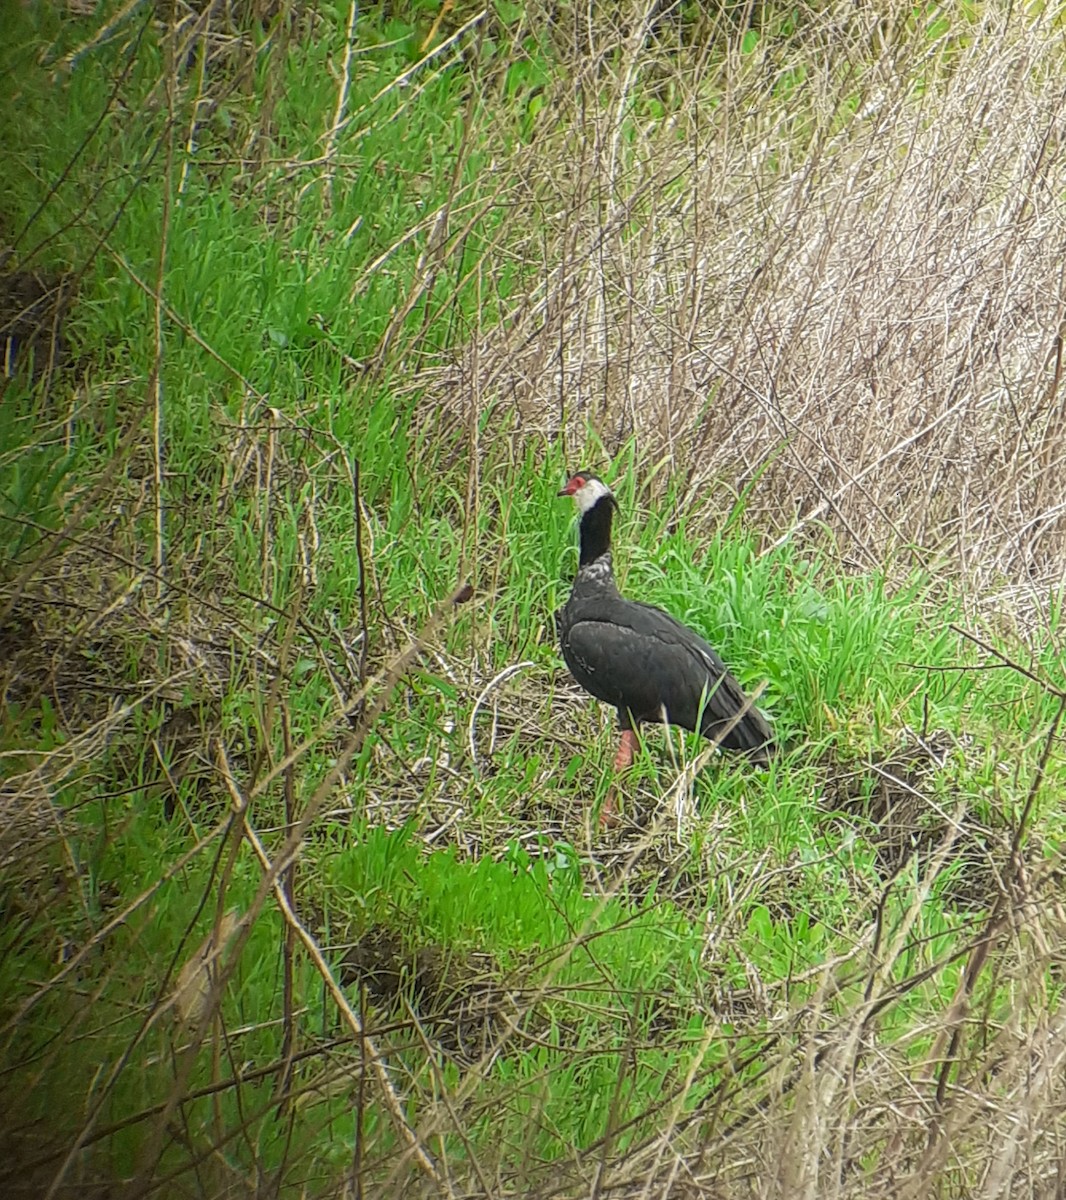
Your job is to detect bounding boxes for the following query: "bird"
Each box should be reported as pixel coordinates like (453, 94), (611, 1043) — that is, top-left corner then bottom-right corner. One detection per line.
(556, 471), (773, 817)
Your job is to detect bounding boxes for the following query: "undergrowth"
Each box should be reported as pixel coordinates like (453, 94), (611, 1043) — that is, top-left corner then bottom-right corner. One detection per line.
(2, 2), (1065, 1198)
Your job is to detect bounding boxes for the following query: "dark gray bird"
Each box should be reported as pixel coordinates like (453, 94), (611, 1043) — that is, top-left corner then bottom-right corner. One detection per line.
(557, 471), (772, 815)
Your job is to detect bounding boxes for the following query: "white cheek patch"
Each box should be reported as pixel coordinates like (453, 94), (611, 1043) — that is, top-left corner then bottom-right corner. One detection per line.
(574, 477), (612, 513)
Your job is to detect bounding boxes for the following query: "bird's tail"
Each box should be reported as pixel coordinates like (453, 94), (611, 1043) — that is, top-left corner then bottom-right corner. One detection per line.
(705, 705), (775, 763)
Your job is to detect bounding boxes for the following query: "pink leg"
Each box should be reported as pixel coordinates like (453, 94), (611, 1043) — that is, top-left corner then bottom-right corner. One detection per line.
(613, 728), (639, 771)
(602, 729), (639, 827)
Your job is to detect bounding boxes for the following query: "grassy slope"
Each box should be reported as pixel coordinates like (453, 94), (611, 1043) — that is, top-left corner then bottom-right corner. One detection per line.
(2, 3), (1065, 1197)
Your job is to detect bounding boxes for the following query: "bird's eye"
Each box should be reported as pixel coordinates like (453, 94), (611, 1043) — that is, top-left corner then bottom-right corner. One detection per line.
(574, 476), (586, 487)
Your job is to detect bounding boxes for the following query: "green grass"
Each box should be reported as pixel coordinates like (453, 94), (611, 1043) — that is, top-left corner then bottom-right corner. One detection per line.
(3, 2), (1066, 1195)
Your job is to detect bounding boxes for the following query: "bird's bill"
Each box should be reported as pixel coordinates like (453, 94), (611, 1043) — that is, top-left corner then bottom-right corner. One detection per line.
(557, 474), (586, 497)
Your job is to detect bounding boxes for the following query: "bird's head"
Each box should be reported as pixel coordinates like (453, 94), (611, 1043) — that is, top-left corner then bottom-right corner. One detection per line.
(557, 471), (616, 515)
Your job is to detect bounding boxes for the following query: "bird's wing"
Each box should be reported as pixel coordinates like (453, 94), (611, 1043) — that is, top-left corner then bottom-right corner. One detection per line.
(625, 602), (773, 749)
(564, 601), (772, 752)
(564, 614), (742, 723)
(623, 600), (732, 668)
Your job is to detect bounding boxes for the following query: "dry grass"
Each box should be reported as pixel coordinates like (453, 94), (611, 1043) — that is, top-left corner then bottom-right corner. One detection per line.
(417, 1), (1066, 601)
(4, 2), (1066, 1198)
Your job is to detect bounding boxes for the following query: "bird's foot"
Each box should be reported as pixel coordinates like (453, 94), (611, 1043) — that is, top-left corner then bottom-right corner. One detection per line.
(598, 787), (621, 829)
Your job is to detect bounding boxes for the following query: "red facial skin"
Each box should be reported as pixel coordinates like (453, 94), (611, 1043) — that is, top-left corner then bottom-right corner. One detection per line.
(557, 474), (587, 497)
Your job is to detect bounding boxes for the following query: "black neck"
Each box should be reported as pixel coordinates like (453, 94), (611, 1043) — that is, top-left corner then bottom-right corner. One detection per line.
(579, 496), (614, 566)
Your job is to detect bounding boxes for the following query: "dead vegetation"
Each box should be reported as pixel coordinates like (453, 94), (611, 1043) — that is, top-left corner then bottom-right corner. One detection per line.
(2, 1), (1066, 1198)
(414, 1), (1066, 600)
